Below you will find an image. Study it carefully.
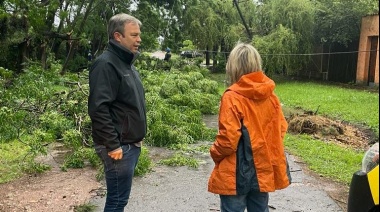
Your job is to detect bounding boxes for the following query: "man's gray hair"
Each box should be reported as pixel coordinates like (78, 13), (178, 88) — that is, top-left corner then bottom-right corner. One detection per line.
(108, 13), (142, 40)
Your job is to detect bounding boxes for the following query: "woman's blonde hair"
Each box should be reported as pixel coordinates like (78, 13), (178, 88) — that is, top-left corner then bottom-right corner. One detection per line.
(226, 42), (262, 85)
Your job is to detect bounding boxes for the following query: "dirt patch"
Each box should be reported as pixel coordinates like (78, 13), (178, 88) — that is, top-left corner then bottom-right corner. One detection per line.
(0, 167), (101, 212)
(287, 112), (375, 150)
(0, 143), (102, 212)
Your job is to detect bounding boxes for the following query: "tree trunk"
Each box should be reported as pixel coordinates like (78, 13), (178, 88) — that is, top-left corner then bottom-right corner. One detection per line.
(325, 44), (331, 81)
(212, 45), (218, 70)
(61, 0), (95, 75)
(38, 0), (62, 69)
(206, 46), (210, 66)
(18, 39), (29, 72)
(233, 0), (252, 41)
(52, 1), (70, 59)
(220, 39), (226, 60)
(41, 41), (47, 69)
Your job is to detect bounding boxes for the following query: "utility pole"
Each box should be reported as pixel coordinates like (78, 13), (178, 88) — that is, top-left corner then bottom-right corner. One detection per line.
(233, 0), (253, 41)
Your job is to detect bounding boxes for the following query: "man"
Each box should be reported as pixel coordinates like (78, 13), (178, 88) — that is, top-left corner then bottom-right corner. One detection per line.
(88, 13), (146, 212)
(164, 47), (171, 61)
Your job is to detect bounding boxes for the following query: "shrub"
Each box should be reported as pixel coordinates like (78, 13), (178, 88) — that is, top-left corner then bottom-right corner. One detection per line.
(22, 162), (51, 175)
(39, 111), (74, 139)
(134, 146), (152, 176)
(159, 153), (199, 168)
(62, 129), (83, 148)
(61, 147), (100, 170)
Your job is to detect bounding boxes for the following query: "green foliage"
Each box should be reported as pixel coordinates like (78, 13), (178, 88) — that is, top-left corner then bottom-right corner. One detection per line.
(0, 0), (377, 78)
(213, 53), (227, 73)
(0, 130), (53, 181)
(255, 0), (315, 75)
(147, 122), (194, 147)
(0, 12), (29, 71)
(0, 107), (28, 141)
(183, 2), (227, 50)
(134, 146), (153, 176)
(0, 66), (92, 181)
(26, 129), (54, 157)
(139, 64), (220, 148)
(159, 152), (199, 168)
(168, 92), (219, 114)
(193, 79), (219, 94)
(0, 57), (215, 179)
(132, 0), (163, 51)
(22, 161), (51, 175)
(207, 72), (228, 94)
(185, 68), (203, 78)
(159, 80), (183, 98)
(66, 55), (88, 72)
(0, 64), (62, 141)
(61, 147), (100, 171)
(0, 13), (8, 41)
(0, 61), (92, 163)
(0, 66), (12, 79)
(73, 203), (97, 212)
(0, 140), (31, 183)
(181, 40), (196, 51)
(39, 111), (74, 139)
(253, 25), (300, 75)
(314, 0), (379, 46)
(62, 129), (83, 149)
(95, 166), (104, 182)
(193, 144), (211, 153)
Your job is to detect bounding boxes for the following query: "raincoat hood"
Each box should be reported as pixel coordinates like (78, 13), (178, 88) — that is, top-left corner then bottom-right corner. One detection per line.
(228, 71), (275, 100)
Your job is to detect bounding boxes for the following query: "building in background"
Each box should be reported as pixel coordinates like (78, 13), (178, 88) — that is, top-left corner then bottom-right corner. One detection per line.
(356, 14), (379, 86)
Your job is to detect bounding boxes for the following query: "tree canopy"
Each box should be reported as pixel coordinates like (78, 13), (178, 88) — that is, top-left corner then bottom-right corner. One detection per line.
(0, 0), (378, 75)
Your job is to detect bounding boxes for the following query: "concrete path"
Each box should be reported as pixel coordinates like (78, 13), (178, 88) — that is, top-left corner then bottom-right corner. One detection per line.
(90, 150), (343, 212)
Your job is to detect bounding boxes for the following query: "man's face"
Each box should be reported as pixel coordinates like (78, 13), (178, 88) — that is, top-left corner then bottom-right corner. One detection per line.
(114, 22), (141, 53)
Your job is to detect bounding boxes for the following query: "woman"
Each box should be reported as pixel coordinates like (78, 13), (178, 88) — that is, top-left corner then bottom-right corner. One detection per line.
(208, 42), (291, 212)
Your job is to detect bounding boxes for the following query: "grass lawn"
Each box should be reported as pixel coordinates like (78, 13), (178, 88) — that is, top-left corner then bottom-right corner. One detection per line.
(0, 140), (30, 183)
(275, 80), (379, 136)
(285, 134), (364, 184)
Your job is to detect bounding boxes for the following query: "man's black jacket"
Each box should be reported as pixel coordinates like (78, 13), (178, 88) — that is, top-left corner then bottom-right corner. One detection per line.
(88, 40), (147, 152)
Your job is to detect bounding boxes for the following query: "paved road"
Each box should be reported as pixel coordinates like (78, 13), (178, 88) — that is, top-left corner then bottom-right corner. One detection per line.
(150, 51), (166, 60)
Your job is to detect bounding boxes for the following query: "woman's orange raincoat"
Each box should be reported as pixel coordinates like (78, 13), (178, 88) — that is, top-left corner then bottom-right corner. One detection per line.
(208, 71), (291, 195)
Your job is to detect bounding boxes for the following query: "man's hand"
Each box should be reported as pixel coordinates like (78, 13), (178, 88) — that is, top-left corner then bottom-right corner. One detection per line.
(108, 147), (123, 160)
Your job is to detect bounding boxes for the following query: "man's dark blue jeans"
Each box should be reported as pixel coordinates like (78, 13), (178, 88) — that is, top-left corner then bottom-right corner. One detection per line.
(220, 191), (269, 212)
(95, 143), (141, 212)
